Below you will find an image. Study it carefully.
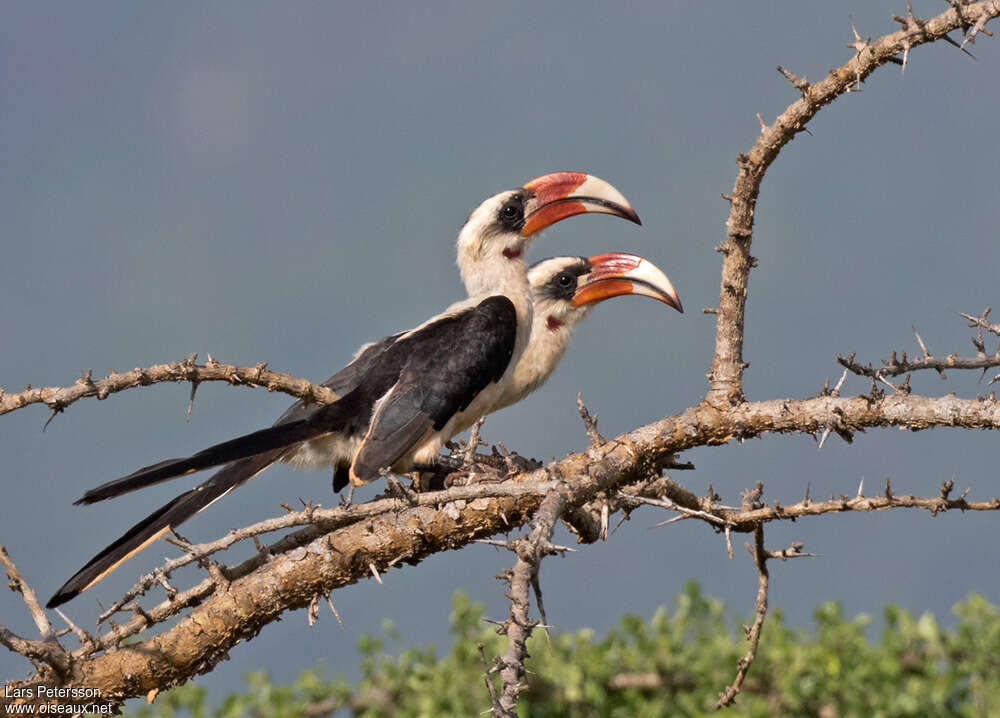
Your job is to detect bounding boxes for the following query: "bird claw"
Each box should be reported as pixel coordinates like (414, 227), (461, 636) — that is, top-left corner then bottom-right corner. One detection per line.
(339, 484), (355, 507)
(413, 456), (463, 490)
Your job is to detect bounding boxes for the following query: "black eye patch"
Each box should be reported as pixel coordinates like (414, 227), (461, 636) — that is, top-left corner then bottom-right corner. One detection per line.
(544, 269), (580, 301)
(497, 195), (525, 230)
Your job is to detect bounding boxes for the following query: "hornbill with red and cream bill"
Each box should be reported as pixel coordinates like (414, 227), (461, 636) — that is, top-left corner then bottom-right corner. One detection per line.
(47, 172), (646, 608)
(498, 251), (681, 412)
(289, 251), (681, 485)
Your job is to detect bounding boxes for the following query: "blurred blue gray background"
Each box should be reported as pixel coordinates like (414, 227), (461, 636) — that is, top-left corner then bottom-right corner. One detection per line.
(2, 1), (998, 705)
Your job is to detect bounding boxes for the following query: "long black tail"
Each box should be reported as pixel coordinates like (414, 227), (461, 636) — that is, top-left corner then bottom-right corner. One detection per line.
(52, 389), (362, 606)
(75, 419), (323, 505)
(47, 451), (282, 608)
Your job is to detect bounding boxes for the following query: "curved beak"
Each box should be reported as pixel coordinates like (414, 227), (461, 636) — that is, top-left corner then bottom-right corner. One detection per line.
(572, 252), (683, 313)
(520, 172), (641, 237)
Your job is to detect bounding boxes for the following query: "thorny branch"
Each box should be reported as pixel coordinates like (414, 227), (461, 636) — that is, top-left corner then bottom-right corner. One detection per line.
(6, 391), (1000, 708)
(708, 0), (1000, 407)
(495, 489), (569, 717)
(816, 369), (850, 450)
(627, 476), (990, 706)
(95, 477), (557, 633)
(0, 355), (339, 421)
(635, 477), (999, 534)
(717, 526), (769, 708)
(961, 306), (1000, 337)
(839, 313), (1000, 382)
(2, 3), (999, 712)
(576, 392), (606, 446)
(0, 548), (70, 677)
(714, 530), (815, 709)
(839, 350), (1000, 381)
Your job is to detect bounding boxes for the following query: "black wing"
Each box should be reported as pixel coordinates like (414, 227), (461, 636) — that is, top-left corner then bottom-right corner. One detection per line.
(274, 333), (403, 426)
(351, 296), (517, 481)
(52, 301), (514, 605)
(320, 334), (403, 396)
(51, 359), (387, 605)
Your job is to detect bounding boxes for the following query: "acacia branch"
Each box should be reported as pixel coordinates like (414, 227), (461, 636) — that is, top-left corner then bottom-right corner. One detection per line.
(961, 307), (1000, 337)
(689, 477), (999, 533)
(631, 474), (999, 539)
(7, 388), (1000, 708)
(634, 475), (989, 707)
(707, 0), (1000, 407)
(838, 350), (1000, 380)
(95, 476), (559, 641)
(0, 356), (338, 419)
(0, 547), (53, 642)
(839, 315), (1000, 380)
(715, 531), (814, 709)
(716, 525), (769, 708)
(81, 476), (695, 652)
(496, 488), (568, 717)
(3, 6), (999, 711)
(0, 547), (70, 677)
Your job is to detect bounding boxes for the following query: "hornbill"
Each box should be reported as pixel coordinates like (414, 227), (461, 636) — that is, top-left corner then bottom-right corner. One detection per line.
(342, 252), (683, 489)
(47, 172), (642, 608)
(497, 251), (682, 412)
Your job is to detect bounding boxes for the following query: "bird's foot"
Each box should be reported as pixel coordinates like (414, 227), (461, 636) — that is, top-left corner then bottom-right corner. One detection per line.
(413, 456), (463, 490)
(339, 484), (355, 507)
(414, 455), (464, 473)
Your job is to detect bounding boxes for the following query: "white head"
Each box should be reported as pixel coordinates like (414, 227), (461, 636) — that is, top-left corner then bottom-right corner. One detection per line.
(455, 172), (641, 298)
(530, 252), (682, 331)
(494, 252), (683, 411)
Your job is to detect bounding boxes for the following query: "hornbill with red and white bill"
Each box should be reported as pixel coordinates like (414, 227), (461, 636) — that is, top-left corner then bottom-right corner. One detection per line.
(337, 251), (683, 488)
(47, 172), (641, 608)
(497, 251), (682, 412)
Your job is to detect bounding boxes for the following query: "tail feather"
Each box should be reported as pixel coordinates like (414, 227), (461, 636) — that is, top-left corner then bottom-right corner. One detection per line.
(47, 452), (279, 608)
(332, 463), (350, 493)
(52, 389), (360, 606)
(75, 419), (320, 505)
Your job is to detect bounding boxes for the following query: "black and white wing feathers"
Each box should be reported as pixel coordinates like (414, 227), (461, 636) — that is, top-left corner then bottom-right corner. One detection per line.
(51, 297), (516, 607)
(351, 296), (517, 481)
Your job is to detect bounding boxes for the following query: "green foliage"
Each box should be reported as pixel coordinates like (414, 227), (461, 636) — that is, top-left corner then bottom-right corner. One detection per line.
(127, 584), (1000, 717)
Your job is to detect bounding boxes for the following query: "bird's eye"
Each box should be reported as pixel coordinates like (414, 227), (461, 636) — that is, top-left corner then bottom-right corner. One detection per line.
(557, 273), (574, 287)
(498, 199), (523, 228)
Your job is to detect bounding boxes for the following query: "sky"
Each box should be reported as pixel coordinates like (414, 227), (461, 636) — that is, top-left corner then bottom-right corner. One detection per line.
(2, 1), (998, 707)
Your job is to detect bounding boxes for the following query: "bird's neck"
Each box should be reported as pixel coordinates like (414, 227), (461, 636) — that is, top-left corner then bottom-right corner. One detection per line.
(458, 246), (533, 365)
(497, 311), (572, 413)
(531, 309), (572, 367)
(460, 252), (529, 298)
